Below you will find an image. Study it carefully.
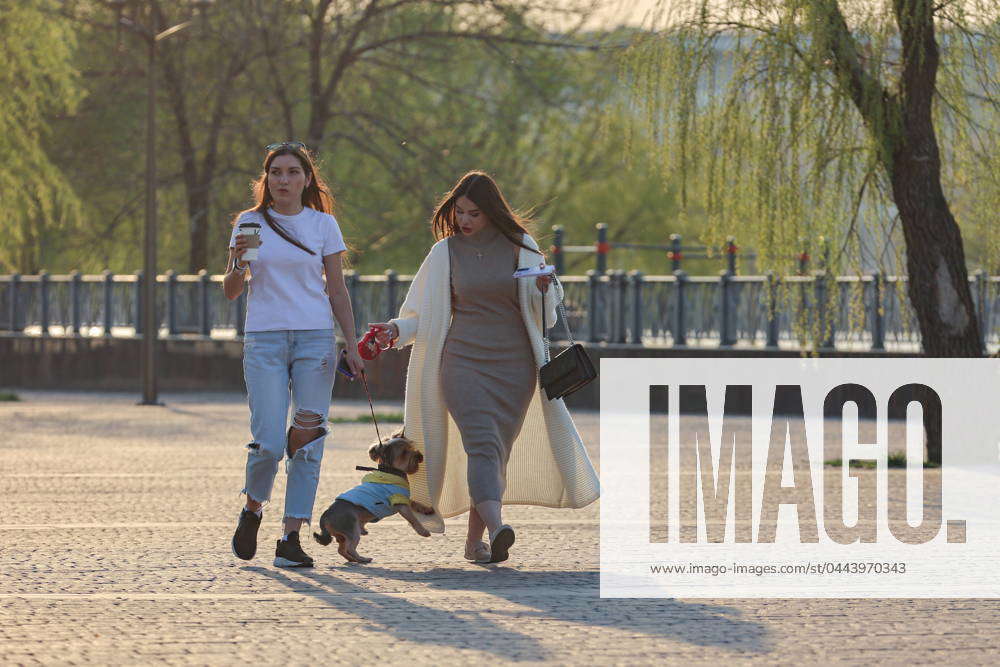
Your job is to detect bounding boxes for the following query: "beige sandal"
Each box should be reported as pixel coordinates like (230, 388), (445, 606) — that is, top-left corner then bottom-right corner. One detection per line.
(464, 540), (491, 563)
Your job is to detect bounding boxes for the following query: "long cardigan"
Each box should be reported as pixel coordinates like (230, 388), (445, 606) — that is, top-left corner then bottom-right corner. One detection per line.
(388, 233), (600, 532)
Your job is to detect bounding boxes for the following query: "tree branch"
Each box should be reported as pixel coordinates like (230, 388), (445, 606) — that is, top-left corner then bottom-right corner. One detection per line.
(258, 3), (301, 138)
(351, 30), (603, 60)
(807, 0), (899, 167)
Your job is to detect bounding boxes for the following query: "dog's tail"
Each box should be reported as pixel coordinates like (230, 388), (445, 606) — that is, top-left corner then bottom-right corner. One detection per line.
(313, 523), (333, 546)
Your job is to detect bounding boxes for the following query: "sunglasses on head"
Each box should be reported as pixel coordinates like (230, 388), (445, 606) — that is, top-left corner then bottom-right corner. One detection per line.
(265, 141), (307, 153)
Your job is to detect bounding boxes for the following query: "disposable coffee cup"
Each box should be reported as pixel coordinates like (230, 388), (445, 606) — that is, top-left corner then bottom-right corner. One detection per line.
(237, 221), (261, 261)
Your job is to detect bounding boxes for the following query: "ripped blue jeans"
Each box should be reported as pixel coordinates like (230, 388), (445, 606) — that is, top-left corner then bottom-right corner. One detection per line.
(242, 329), (337, 522)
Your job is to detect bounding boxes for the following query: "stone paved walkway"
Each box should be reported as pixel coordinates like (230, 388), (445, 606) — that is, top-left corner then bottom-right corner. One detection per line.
(1, 391), (998, 664)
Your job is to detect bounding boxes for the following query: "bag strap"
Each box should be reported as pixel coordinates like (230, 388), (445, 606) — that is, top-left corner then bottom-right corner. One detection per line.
(542, 282), (547, 363)
(541, 276), (574, 364)
(260, 207), (316, 256)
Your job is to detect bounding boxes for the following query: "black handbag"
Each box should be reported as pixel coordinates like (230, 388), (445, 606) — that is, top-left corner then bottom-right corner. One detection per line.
(538, 276), (596, 401)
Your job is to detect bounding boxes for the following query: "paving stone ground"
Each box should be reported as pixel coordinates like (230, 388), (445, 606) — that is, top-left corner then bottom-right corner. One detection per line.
(1, 391), (998, 665)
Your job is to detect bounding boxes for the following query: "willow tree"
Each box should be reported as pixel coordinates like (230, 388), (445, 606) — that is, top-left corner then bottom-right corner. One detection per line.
(624, 0), (999, 357)
(0, 0), (83, 273)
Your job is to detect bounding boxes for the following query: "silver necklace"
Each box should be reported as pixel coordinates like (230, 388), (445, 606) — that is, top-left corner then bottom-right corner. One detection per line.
(464, 229), (499, 260)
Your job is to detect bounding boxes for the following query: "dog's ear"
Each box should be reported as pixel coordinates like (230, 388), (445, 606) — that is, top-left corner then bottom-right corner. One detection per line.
(368, 441), (387, 462)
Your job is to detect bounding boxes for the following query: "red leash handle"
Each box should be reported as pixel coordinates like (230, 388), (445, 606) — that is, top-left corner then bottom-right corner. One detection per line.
(358, 329), (380, 360)
(359, 326), (394, 361)
(355, 325), (396, 444)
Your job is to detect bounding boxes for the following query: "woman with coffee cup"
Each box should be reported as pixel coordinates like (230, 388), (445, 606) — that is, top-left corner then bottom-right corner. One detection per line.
(368, 171), (599, 564)
(224, 142), (365, 568)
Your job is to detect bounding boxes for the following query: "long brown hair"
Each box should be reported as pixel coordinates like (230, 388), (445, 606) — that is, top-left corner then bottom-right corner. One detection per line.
(430, 171), (536, 253)
(232, 145), (337, 256)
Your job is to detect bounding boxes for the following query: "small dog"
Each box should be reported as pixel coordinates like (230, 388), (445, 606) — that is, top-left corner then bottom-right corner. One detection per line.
(314, 431), (434, 563)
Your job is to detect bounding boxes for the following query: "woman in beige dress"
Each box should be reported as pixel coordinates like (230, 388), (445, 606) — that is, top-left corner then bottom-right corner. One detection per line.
(370, 172), (599, 564)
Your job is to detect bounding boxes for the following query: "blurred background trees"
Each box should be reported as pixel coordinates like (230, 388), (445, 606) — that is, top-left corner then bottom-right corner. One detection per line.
(622, 0), (1000, 356)
(2, 0), (997, 296)
(0, 0), (84, 273)
(3, 0), (687, 276)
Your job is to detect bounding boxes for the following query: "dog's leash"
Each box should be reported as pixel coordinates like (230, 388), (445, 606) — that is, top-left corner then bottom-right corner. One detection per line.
(348, 325), (398, 445)
(358, 369), (383, 446)
(351, 372), (401, 476)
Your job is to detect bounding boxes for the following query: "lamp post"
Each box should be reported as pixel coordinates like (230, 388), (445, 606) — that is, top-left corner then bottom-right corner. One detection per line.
(107, 1), (211, 405)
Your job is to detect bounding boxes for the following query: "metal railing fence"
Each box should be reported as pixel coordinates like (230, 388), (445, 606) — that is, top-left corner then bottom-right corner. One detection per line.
(1, 270), (997, 353)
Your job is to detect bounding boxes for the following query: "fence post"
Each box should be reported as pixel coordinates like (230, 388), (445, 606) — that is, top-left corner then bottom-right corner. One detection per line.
(871, 272), (885, 351)
(165, 270), (178, 335)
(40, 271), (51, 336)
(798, 249), (809, 275)
(385, 270), (398, 320)
(615, 270), (629, 343)
(552, 225), (565, 275)
(199, 269), (211, 337)
(726, 237), (737, 276)
(586, 269), (599, 342)
(70, 270), (82, 335)
(817, 237), (832, 346)
(815, 270), (833, 350)
(345, 270), (359, 337)
(134, 270), (143, 335)
(826, 276), (838, 349)
(819, 236), (840, 350)
(629, 270), (643, 345)
(8, 274), (20, 332)
(719, 270), (735, 346)
(595, 223), (609, 273)
(607, 270), (618, 343)
(673, 270), (687, 347)
(670, 234), (682, 272)
(766, 272), (779, 348)
(103, 270), (114, 337)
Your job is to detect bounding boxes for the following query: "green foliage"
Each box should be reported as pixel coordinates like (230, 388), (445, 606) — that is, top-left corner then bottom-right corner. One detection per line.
(621, 1), (999, 277)
(935, 6), (1000, 273)
(44, 5), (148, 273)
(620, 0), (1000, 351)
(329, 412), (404, 424)
(325, 23), (693, 275)
(825, 453), (940, 468)
(4, 1), (705, 276)
(5, 0), (997, 289)
(0, 0), (85, 273)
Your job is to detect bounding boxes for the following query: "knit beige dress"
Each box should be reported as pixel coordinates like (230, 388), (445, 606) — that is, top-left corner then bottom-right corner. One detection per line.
(440, 226), (536, 504)
(388, 233), (599, 531)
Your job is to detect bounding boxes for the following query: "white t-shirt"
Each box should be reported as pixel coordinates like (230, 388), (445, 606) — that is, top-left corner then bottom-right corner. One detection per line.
(229, 207), (347, 332)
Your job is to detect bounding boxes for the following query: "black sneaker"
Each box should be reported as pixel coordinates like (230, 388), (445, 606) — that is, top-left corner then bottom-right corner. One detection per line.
(231, 508), (262, 561)
(274, 531), (314, 568)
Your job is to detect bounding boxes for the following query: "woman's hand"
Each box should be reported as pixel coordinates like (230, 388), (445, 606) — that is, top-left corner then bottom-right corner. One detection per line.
(345, 345), (365, 378)
(367, 322), (399, 348)
(535, 263), (552, 293)
(232, 235), (250, 266)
